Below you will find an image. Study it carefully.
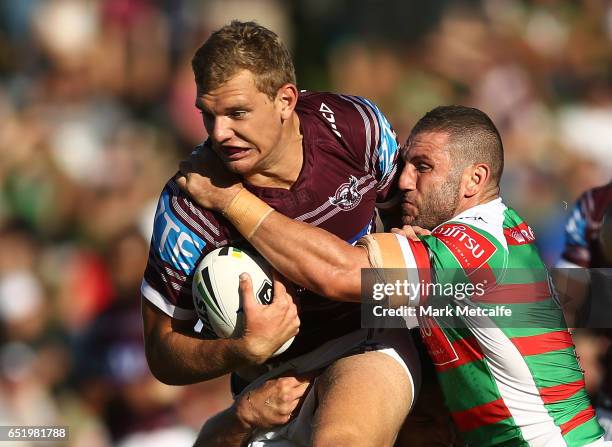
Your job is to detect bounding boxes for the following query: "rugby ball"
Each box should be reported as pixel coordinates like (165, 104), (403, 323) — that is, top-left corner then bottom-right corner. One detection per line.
(192, 246), (294, 356)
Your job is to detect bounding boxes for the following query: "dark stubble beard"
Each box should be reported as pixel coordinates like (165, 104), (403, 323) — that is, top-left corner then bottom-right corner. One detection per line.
(403, 174), (461, 230)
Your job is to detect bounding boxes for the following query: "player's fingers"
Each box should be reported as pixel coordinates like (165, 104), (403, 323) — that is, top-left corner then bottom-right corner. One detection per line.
(274, 271), (302, 311)
(412, 225), (431, 236)
(288, 381), (311, 400)
(287, 300), (299, 321)
(400, 225), (420, 241)
(390, 227), (406, 236)
(281, 295), (299, 322)
(294, 371), (318, 385)
(271, 271), (290, 308)
(175, 173), (187, 190)
(391, 227), (418, 241)
(278, 400), (299, 416)
(288, 383), (312, 417)
(276, 375), (309, 390)
(238, 273), (258, 312)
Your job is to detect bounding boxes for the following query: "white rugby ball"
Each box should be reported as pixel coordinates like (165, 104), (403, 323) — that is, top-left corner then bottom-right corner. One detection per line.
(192, 246), (294, 356)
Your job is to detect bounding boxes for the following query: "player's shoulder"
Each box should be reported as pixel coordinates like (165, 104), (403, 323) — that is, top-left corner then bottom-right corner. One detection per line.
(297, 90), (398, 174)
(423, 199), (510, 269)
(440, 198), (509, 246)
(297, 90), (384, 124)
(154, 176), (229, 250)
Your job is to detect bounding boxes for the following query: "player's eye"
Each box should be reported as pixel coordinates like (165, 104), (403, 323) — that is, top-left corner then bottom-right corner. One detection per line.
(416, 163), (432, 172)
(229, 111), (247, 119)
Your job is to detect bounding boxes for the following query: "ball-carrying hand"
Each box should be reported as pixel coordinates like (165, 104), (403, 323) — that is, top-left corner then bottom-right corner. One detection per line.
(238, 271), (300, 365)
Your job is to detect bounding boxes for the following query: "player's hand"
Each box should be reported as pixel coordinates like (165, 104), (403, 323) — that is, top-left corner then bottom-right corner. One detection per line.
(175, 146), (243, 212)
(235, 374), (313, 429)
(238, 272), (300, 364)
(391, 225), (431, 241)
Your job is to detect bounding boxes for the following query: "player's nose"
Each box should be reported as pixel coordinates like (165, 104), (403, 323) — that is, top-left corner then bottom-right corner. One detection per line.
(211, 116), (234, 142)
(398, 163), (417, 191)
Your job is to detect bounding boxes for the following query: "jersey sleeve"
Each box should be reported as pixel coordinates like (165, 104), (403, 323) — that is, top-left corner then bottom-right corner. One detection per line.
(357, 233), (431, 305)
(141, 178), (221, 320)
(560, 194), (591, 267)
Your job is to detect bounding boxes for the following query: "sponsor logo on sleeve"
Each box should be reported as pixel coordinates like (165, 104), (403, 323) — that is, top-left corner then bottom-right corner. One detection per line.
(503, 222), (536, 245)
(319, 102), (342, 138)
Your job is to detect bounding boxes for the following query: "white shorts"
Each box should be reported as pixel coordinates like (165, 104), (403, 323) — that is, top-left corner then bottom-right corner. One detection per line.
(244, 329), (420, 446)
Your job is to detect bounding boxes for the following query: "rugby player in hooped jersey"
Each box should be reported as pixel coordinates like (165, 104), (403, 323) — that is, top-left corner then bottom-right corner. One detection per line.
(179, 106), (608, 446)
(142, 21), (425, 447)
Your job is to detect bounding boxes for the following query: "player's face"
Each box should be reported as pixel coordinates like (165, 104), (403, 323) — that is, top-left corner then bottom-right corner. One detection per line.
(196, 70), (285, 176)
(399, 131), (461, 230)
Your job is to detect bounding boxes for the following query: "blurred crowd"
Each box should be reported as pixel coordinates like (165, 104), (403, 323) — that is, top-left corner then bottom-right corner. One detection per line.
(0, 0), (610, 445)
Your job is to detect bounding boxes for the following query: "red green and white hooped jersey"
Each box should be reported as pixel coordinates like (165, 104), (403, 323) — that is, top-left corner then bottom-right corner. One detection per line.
(378, 198), (605, 446)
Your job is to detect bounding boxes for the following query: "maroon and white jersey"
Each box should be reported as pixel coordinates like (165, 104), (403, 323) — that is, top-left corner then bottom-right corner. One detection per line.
(141, 91), (401, 359)
(559, 181), (612, 268)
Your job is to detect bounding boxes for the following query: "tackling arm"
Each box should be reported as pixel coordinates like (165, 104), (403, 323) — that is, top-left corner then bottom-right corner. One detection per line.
(236, 200), (368, 302)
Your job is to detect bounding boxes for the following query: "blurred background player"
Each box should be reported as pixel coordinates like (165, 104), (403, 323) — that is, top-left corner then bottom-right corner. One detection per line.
(558, 182), (612, 270)
(556, 182), (612, 441)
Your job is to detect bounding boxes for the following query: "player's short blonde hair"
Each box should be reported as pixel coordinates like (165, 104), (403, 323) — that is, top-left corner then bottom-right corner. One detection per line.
(192, 21), (296, 100)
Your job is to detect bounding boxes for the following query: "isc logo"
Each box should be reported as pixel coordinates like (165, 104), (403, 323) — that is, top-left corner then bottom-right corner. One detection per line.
(319, 102), (342, 138)
(153, 195), (204, 272)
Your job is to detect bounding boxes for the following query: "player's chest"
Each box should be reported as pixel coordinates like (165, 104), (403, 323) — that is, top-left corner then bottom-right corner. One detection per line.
(279, 170), (378, 240)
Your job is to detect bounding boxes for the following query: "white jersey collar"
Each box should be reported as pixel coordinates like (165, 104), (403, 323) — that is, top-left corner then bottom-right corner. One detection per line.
(435, 197), (508, 249)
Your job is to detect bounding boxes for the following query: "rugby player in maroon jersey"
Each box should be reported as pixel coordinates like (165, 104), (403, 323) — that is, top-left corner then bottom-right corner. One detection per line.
(142, 21), (433, 446)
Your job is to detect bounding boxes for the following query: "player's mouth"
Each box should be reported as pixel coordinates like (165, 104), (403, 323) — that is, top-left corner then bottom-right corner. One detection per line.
(401, 200), (419, 212)
(220, 146), (252, 160)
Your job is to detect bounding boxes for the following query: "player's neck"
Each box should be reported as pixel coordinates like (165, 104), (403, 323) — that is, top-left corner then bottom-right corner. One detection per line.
(243, 113), (303, 189)
(454, 188), (500, 216)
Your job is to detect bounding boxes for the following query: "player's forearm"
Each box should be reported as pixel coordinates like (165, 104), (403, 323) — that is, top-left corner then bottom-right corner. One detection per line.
(142, 301), (253, 384)
(146, 331), (247, 384)
(243, 210), (367, 301)
(194, 405), (252, 447)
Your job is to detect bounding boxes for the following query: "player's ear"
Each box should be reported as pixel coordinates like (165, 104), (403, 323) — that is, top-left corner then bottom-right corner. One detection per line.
(276, 83), (298, 121)
(463, 163), (490, 198)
